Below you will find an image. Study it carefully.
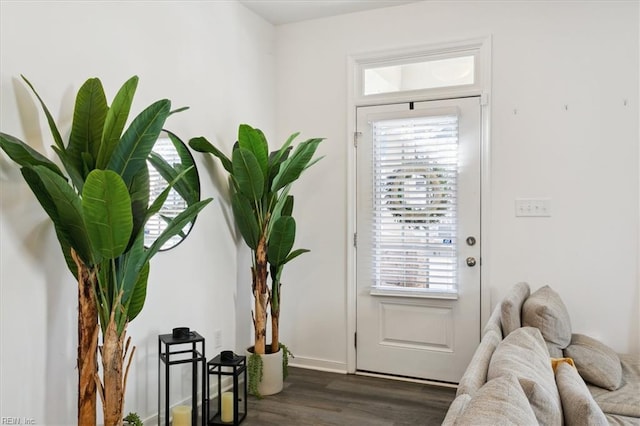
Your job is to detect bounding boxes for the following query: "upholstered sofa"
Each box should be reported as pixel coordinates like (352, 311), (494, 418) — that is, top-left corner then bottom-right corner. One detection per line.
(443, 282), (640, 425)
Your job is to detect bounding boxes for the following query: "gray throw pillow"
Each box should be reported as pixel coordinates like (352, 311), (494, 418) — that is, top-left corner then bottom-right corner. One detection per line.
(455, 374), (538, 426)
(500, 282), (530, 336)
(488, 327), (563, 425)
(563, 333), (622, 391)
(522, 285), (572, 350)
(555, 362), (608, 426)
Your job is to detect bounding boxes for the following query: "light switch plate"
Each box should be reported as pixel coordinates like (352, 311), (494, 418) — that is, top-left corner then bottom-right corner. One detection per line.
(515, 198), (551, 217)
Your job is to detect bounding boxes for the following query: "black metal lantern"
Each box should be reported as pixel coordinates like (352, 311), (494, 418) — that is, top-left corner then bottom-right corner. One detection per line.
(207, 351), (247, 425)
(158, 328), (206, 426)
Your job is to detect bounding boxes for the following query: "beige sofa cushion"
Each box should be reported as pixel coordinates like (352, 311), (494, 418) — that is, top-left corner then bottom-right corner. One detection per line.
(487, 326), (563, 425)
(441, 393), (471, 426)
(587, 353), (640, 418)
(604, 413), (640, 426)
(564, 333), (622, 391)
(555, 362), (608, 426)
(455, 374), (537, 425)
(605, 413), (639, 426)
(483, 303), (503, 337)
(499, 281), (530, 336)
(457, 330), (501, 397)
(522, 285), (572, 351)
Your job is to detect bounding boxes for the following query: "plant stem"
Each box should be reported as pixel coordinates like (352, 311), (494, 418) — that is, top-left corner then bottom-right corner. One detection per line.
(270, 279), (280, 353)
(101, 313), (126, 426)
(253, 233), (268, 355)
(73, 249), (98, 426)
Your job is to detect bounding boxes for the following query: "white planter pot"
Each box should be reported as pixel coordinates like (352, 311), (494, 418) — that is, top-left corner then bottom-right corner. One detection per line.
(246, 347), (283, 396)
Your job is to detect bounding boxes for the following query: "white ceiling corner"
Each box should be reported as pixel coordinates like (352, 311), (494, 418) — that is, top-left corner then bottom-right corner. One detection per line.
(238, 0), (425, 26)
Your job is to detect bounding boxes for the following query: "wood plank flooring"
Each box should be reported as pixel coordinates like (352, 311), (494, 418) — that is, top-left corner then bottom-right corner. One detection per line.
(242, 367), (456, 426)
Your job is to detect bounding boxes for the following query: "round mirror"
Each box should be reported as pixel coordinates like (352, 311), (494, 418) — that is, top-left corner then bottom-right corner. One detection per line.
(144, 132), (201, 251)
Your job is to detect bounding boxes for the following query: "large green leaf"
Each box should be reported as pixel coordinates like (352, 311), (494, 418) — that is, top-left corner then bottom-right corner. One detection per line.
(118, 233), (145, 304)
(147, 151), (198, 211)
(167, 131), (200, 204)
(231, 192), (260, 250)
(26, 165), (94, 265)
(0, 132), (64, 176)
(282, 195), (294, 217)
(82, 169), (133, 260)
(125, 261), (149, 324)
(267, 216), (296, 266)
(232, 148), (264, 202)
(267, 185), (291, 236)
(51, 145), (85, 192)
(107, 99), (170, 186)
(238, 124), (268, 179)
(20, 75), (65, 152)
(113, 233), (149, 330)
(269, 132), (299, 169)
(268, 145), (292, 185)
(20, 76), (85, 189)
(189, 136), (233, 173)
(142, 166), (194, 229)
(148, 134), (200, 208)
(97, 76), (139, 169)
(20, 166), (78, 277)
(67, 78), (108, 179)
(144, 198), (212, 263)
(271, 138), (324, 192)
(128, 166), (150, 248)
(283, 248), (309, 265)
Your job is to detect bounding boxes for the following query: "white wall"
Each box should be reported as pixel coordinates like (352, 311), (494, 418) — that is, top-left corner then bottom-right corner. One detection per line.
(274, 0), (640, 374)
(0, 1), (274, 424)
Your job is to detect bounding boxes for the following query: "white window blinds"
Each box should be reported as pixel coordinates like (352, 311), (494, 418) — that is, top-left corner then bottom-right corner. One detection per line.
(371, 112), (459, 292)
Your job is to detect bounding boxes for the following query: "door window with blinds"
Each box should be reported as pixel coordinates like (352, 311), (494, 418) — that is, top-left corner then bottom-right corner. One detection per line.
(367, 108), (459, 294)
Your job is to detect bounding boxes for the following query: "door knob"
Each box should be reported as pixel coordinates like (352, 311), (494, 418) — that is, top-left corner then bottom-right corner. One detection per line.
(466, 236), (476, 246)
(466, 257), (477, 267)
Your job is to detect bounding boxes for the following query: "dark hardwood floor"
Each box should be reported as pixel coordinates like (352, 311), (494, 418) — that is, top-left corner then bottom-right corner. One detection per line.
(243, 367), (456, 426)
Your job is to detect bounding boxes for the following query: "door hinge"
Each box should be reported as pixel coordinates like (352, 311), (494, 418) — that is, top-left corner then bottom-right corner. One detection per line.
(354, 131), (362, 148)
(353, 232), (357, 248)
(354, 332), (357, 349)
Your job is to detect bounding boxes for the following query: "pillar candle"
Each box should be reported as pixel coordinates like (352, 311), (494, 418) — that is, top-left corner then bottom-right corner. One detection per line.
(221, 391), (234, 423)
(172, 405), (191, 426)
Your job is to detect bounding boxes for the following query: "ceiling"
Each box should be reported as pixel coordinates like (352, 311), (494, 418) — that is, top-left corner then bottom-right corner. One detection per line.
(238, 0), (424, 26)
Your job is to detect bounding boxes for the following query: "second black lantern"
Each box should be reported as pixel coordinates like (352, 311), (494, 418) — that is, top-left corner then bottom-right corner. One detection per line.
(207, 351), (247, 425)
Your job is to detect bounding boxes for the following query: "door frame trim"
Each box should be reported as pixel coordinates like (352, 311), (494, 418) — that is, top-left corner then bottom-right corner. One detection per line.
(346, 36), (493, 374)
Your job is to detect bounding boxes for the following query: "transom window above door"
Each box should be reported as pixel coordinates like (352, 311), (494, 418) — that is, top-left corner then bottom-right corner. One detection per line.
(352, 39), (487, 103)
(364, 55), (475, 96)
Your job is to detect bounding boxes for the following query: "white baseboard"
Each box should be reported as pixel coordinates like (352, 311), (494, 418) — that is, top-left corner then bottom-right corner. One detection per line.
(288, 355), (348, 374)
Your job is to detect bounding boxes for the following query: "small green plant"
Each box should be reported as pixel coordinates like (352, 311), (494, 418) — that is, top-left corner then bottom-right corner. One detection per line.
(247, 343), (294, 399)
(123, 412), (143, 426)
(281, 343), (294, 380)
(247, 352), (264, 398)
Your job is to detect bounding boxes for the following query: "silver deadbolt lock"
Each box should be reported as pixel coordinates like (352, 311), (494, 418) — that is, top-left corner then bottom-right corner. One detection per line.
(466, 236), (476, 246)
(466, 257), (477, 267)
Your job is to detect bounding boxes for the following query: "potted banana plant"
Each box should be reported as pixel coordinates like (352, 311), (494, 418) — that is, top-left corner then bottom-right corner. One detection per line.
(189, 125), (322, 396)
(0, 76), (211, 426)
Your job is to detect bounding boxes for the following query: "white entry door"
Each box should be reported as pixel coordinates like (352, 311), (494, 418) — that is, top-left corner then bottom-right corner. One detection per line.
(356, 96), (481, 383)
